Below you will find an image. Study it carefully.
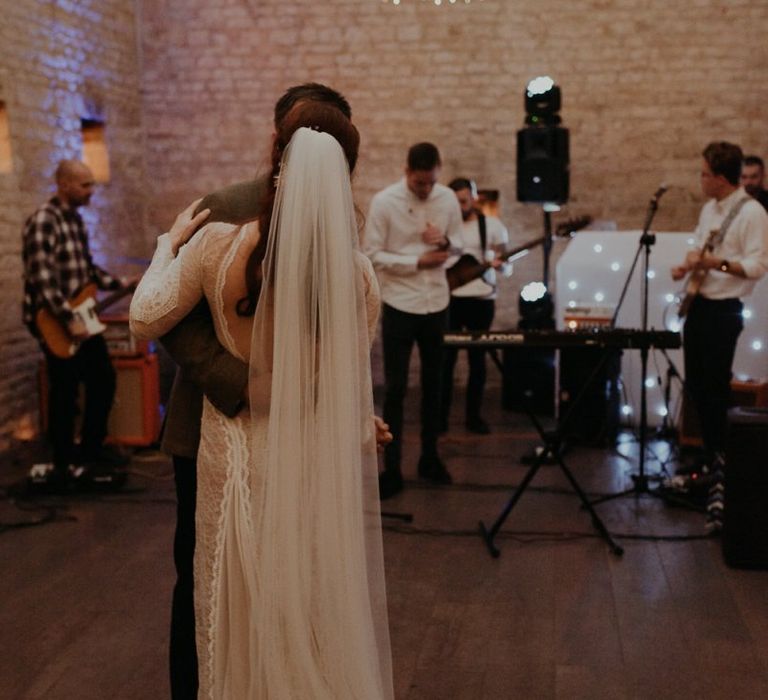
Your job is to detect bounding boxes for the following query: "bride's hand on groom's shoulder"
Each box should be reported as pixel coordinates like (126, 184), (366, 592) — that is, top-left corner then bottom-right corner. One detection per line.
(169, 198), (211, 256)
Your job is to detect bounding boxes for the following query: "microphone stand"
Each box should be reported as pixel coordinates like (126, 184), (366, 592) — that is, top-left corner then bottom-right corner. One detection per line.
(591, 187), (667, 505)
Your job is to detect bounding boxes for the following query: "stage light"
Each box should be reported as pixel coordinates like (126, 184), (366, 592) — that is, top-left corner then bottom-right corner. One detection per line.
(518, 282), (554, 330)
(525, 76), (561, 126)
(521, 281), (548, 302)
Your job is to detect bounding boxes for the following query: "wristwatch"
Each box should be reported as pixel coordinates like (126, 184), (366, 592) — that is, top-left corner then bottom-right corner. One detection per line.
(719, 259), (730, 273)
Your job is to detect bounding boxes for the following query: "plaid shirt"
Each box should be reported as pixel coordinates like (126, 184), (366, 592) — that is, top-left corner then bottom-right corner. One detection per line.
(22, 196), (120, 331)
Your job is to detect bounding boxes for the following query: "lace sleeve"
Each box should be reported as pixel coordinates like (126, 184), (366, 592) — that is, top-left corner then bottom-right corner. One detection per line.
(357, 252), (381, 348)
(129, 232), (205, 340)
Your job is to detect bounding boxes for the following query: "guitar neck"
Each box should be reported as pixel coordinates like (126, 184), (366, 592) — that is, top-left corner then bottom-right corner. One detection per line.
(93, 284), (136, 314)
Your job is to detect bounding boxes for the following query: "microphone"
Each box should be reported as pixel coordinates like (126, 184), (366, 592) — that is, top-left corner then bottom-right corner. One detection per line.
(651, 183), (668, 203)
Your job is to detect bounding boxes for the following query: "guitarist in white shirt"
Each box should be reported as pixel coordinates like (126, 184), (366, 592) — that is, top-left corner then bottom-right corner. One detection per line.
(671, 142), (768, 477)
(440, 178), (509, 435)
(22, 160), (129, 487)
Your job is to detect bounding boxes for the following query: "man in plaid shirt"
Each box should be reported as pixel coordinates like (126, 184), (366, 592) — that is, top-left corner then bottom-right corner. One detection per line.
(22, 159), (126, 485)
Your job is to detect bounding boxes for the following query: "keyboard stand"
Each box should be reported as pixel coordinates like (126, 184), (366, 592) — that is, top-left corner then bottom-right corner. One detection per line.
(479, 349), (624, 558)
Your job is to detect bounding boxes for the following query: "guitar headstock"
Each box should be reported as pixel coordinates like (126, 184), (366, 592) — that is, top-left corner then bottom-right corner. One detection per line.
(555, 215), (593, 238)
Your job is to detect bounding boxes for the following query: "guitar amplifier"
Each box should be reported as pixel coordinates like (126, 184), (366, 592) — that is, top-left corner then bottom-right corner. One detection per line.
(101, 313), (152, 357)
(723, 407), (768, 569)
(680, 380), (768, 446)
(39, 353), (161, 447)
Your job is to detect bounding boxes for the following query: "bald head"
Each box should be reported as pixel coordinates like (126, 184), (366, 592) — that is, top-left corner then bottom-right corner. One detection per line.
(55, 159), (95, 209)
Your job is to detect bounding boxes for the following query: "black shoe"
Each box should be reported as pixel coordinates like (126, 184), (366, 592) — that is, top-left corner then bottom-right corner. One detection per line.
(81, 445), (130, 467)
(417, 455), (452, 484)
(466, 418), (490, 435)
(378, 470), (404, 500)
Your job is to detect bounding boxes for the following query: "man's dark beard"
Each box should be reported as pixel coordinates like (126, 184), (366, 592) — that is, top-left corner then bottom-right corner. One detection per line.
(461, 208), (475, 221)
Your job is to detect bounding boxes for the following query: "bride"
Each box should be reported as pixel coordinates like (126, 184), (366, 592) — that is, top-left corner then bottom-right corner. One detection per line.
(130, 103), (393, 699)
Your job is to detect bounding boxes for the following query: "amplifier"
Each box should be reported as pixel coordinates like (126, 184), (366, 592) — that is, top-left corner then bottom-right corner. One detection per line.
(723, 407), (768, 570)
(101, 313), (152, 357)
(39, 354), (161, 447)
(680, 380), (768, 446)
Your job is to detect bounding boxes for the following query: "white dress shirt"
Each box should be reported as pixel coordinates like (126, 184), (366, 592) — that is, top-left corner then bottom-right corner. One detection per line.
(364, 179), (463, 314)
(696, 186), (768, 300)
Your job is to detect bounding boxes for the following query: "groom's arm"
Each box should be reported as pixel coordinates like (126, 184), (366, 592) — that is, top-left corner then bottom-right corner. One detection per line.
(194, 179), (266, 225)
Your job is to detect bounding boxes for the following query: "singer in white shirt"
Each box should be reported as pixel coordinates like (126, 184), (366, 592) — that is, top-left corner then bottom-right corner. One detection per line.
(364, 142), (463, 498)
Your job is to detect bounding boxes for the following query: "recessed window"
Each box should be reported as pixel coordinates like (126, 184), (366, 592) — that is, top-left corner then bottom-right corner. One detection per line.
(81, 118), (110, 183)
(0, 102), (13, 174)
(477, 189), (500, 217)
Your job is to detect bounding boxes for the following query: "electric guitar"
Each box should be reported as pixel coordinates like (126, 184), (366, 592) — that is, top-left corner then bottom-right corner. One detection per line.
(36, 282), (137, 358)
(446, 215), (592, 291)
(676, 228), (719, 319)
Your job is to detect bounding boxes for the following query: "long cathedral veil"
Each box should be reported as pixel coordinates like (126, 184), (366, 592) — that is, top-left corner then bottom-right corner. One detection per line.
(234, 126), (393, 698)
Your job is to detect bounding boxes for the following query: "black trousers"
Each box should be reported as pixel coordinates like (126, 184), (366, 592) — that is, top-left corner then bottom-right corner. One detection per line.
(441, 296), (495, 425)
(381, 304), (448, 474)
(170, 455), (198, 700)
(683, 296), (743, 457)
(43, 334), (116, 471)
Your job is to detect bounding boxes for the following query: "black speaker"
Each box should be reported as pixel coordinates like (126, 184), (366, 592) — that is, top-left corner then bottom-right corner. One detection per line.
(558, 348), (621, 446)
(517, 126), (569, 204)
(722, 407), (768, 570)
(502, 347), (556, 416)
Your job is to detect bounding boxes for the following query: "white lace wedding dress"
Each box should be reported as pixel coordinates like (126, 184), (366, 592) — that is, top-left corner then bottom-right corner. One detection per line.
(130, 209), (392, 698)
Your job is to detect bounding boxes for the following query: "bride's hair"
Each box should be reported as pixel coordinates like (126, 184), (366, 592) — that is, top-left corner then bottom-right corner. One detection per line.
(236, 103), (360, 316)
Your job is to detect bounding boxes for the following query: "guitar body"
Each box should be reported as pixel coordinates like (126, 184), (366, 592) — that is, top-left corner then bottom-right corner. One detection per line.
(677, 230), (718, 319)
(445, 215), (592, 291)
(677, 271), (707, 319)
(36, 282), (136, 359)
(446, 254), (489, 291)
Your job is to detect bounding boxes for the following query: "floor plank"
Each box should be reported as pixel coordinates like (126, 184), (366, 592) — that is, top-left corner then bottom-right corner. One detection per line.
(2, 386), (767, 699)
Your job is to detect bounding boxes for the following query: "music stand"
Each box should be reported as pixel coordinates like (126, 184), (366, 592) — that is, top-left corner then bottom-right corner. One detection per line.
(590, 188), (668, 505)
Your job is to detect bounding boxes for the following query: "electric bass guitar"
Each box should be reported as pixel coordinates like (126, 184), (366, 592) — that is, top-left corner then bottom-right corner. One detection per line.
(36, 281), (137, 359)
(446, 215), (592, 291)
(676, 228), (719, 319)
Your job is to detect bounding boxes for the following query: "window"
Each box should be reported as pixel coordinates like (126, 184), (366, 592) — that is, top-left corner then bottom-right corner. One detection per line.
(0, 102), (13, 174)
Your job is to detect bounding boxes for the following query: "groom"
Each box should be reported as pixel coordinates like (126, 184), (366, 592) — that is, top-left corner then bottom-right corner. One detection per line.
(161, 83), (372, 699)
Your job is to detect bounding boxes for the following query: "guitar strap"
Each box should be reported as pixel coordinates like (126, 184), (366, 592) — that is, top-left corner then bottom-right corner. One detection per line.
(477, 211), (487, 252)
(710, 195), (751, 248)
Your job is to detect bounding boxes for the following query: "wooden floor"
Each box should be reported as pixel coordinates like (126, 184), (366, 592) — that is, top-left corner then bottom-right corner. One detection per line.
(2, 387), (767, 699)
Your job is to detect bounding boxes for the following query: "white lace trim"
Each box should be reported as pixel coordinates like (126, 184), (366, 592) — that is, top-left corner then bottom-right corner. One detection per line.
(215, 224), (249, 363)
(129, 234), (183, 333)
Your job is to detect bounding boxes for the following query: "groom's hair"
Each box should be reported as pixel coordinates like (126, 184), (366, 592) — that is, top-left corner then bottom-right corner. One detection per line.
(274, 83), (352, 127)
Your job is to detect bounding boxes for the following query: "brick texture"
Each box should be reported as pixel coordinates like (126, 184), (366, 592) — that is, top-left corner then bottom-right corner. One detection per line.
(0, 0), (149, 451)
(2, 0), (767, 448)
